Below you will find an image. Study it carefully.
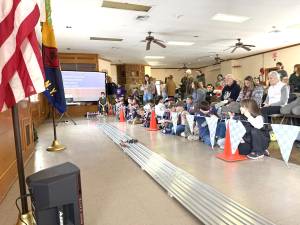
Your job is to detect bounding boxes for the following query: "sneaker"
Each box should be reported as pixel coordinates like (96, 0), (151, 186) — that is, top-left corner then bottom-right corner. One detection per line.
(187, 135), (194, 141)
(180, 132), (186, 137)
(264, 149), (270, 157)
(217, 138), (225, 149)
(247, 152), (264, 160)
(192, 135), (199, 141)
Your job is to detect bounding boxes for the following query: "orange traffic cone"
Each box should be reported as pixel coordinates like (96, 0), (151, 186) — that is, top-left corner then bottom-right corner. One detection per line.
(108, 104), (114, 116)
(119, 107), (125, 122)
(216, 123), (247, 162)
(148, 110), (159, 131)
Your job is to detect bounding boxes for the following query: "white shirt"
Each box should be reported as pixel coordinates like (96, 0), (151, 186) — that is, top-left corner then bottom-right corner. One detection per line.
(155, 103), (166, 117)
(267, 81), (287, 106)
(248, 115), (264, 129)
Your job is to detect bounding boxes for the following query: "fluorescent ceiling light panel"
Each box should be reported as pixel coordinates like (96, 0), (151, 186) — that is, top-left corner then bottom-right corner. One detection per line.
(211, 13), (249, 23)
(167, 41), (194, 46)
(102, 1), (151, 12)
(144, 56), (165, 59)
(90, 37), (123, 41)
(147, 62), (167, 66)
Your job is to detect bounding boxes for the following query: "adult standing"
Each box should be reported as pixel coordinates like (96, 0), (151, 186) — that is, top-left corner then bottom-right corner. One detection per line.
(289, 64), (300, 93)
(166, 75), (176, 98)
(150, 77), (157, 98)
(261, 71), (289, 122)
(180, 72), (188, 99)
(161, 79), (168, 100)
(195, 70), (206, 86)
(105, 76), (117, 104)
(215, 74), (224, 88)
(141, 74), (155, 103)
(276, 62), (288, 79)
(191, 81), (206, 104)
(215, 74), (224, 98)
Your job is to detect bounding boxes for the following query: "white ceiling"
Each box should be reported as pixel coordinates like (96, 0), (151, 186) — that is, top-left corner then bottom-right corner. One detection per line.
(44, 0), (300, 68)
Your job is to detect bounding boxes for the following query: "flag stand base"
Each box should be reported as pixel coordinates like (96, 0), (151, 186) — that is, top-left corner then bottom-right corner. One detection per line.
(47, 140), (66, 152)
(16, 211), (35, 225)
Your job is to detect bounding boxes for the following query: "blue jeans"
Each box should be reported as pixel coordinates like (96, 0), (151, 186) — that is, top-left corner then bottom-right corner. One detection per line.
(216, 121), (226, 138)
(199, 126), (211, 145)
(143, 93), (153, 103)
(172, 125), (185, 135)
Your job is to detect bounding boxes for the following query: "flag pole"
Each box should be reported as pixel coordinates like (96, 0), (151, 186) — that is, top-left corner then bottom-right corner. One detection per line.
(12, 104), (35, 225)
(47, 106), (66, 151)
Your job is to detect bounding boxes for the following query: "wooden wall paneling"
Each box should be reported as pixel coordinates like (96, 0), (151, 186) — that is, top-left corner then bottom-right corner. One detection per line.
(58, 53), (99, 71)
(0, 100), (35, 202)
(66, 105), (98, 117)
(0, 109), (16, 201)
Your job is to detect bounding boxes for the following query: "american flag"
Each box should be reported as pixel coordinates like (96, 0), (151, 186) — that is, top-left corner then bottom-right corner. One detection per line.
(0, 0), (45, 112)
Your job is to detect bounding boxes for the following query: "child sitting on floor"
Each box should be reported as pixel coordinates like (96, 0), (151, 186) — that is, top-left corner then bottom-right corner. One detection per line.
(142, 100), (155, 128)
(98, 92), (108, 115)
(126, 97), (140, 122)
(161, 103), (176, 133)
(115, 97), (125, 120)
(194, 101), (213, 145)
(184, 96), (195, 115)
(239, 99), (270, 159)
(155, 96), (166, 122)
(172, 101), (189, 136)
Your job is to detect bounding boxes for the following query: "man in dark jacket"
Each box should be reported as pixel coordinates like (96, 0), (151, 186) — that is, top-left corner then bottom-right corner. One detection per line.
(276, 62), (288, 79)
(289, 64), (300, 93)
(221, 74), (241, 101)
(106, 76), (117, 104)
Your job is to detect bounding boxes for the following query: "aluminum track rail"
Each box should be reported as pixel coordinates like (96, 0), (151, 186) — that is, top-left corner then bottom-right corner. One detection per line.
(101, 123), (276, 225)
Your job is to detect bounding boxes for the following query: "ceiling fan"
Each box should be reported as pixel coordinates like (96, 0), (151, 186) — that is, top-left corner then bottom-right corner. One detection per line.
(178, 63), (191, 71)
(141, 31), (166, 51)
(213, 54), (224, 64)
(198, 53), (224, 63)
(224, 38), (255, 53)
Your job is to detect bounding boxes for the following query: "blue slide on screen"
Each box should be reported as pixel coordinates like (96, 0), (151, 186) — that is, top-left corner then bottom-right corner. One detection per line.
(62, 71), (106, 102)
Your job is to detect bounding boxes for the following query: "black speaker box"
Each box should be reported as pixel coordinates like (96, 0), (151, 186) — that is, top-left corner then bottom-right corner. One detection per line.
(26, 162), (84, 225)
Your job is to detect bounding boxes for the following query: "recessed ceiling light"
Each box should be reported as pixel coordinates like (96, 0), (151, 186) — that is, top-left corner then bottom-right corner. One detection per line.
(167, 41), (195, 46)
(144, 56), (165, 59)
(211, 13), (250, 23)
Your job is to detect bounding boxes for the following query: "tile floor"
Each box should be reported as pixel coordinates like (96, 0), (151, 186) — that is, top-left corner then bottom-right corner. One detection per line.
(1, 117), (300, 225)
(0, 119), (201, 225)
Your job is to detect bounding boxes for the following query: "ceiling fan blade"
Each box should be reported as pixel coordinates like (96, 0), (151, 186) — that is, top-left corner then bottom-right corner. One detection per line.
(141, 40), (146, 42)
(146, 40), (151, 51)
(231, 47), (238, 53)
(242, 46), (251, 51)
(153, 39), (166, 48)
(244, 44), (255, 47)
(223, 46), (234, 51)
